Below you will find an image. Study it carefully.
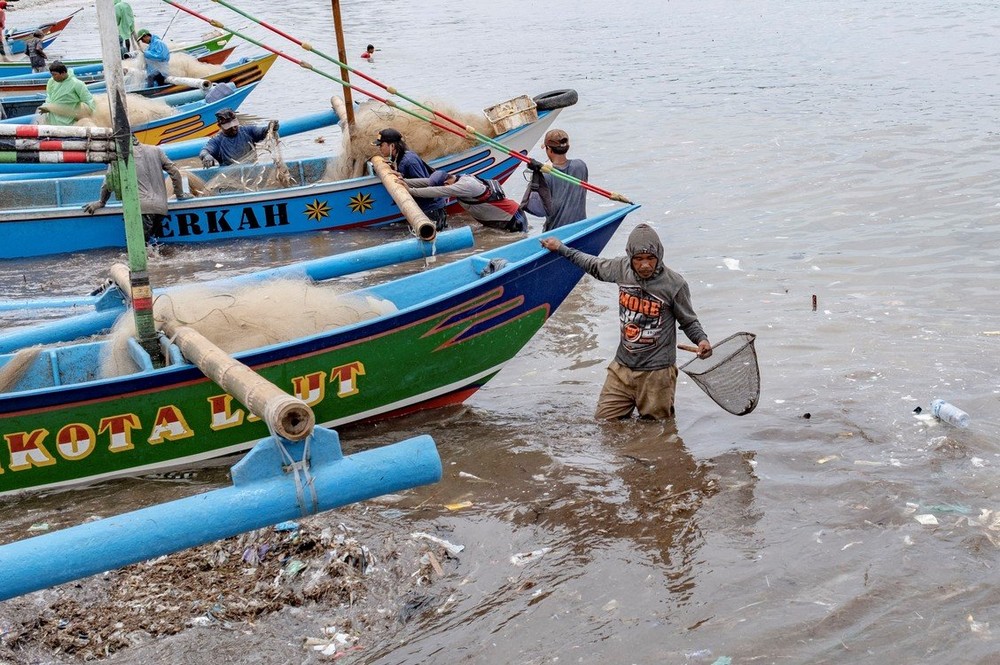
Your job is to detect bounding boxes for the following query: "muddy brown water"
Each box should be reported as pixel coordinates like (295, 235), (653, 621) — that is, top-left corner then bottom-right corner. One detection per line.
(2, 0), (1000, 663)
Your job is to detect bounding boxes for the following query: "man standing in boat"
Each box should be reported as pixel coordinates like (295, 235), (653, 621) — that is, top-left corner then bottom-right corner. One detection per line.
(540, 223), (712, 420)
(0, 2), (9, 62)
(538, 129), (588, 231)
(115, 0), (137, 58)
(37, 61), (96, 126)
(199, 108), (279, 167)
(82, 136), (192, 242)
(25, 31), (48, 74)
(373, 127), (448, 231)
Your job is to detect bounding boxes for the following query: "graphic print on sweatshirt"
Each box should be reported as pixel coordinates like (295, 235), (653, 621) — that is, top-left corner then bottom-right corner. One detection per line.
(619, 285), (664, 353)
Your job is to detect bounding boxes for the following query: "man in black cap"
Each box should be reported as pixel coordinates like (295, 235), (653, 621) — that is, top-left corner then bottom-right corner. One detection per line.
(199, 108), (279, 167)
(538, 128), (588, 231)
(373, 127), (448, 230)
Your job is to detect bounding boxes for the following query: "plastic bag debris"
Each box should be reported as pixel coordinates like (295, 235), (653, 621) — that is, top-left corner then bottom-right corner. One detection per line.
(274, 520), (300, 532)
(27, 523), (49, 532)
(914, 514), (939, 526)
(511, 547), (551, 566)
(304, 626), (360, 657)
(967, 614), (991, 636)
(282, 559), (307, 578)
(411, 532), (465, 555)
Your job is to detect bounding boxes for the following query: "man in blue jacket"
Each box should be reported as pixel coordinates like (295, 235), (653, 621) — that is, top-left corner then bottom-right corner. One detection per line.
(199, 108), (278, 167)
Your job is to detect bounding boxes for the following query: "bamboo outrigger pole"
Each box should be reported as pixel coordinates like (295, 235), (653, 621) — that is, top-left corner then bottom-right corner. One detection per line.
(96, 0), (164, 368)
(369, 156), (437, 241)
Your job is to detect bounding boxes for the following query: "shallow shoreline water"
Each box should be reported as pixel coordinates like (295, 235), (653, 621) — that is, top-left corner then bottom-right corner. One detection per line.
(2, 0), (999, 663)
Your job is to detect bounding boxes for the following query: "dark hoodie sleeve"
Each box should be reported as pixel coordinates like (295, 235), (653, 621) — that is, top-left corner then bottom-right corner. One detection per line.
(673, 281), (707, 344)
(555, 245), (630, 283)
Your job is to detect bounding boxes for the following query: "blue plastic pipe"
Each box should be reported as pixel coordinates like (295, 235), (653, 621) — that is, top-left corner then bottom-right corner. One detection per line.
(0, 427), (441, 601)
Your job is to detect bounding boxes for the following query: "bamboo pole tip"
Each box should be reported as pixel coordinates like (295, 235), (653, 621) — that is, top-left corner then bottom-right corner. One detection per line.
(265, 395), (316, 441)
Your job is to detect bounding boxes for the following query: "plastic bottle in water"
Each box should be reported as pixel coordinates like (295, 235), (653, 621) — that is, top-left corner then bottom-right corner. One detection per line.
(930, 399), (970, 428)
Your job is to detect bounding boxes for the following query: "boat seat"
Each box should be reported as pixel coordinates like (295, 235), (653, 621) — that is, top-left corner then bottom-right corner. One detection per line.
(126, 338), (155, 372)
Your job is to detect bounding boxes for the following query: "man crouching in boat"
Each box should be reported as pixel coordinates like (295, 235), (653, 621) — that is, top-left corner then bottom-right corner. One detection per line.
(541, 223), (712, 420)
(199, 108), (279, 167)
(81, 136), (193, 242)
(403, 170), (527, 232)
(36, 61), (97, 126)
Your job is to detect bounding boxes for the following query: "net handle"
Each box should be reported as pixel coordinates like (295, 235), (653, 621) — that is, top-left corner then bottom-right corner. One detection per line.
(677, 332), (757, 373)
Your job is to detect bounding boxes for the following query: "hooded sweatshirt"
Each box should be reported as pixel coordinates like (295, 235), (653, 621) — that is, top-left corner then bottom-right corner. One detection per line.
(554, 223), (707, 370)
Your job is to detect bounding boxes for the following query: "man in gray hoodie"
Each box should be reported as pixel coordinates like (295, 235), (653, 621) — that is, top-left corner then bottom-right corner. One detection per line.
(541, 223), (712, 420)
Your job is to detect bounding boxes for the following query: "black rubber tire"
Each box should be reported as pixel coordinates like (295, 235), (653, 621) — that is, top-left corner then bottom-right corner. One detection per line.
(533, 89), (578, 112)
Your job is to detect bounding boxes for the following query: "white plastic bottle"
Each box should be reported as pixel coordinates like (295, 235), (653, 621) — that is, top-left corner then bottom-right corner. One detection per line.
(930, 399), (970, 428)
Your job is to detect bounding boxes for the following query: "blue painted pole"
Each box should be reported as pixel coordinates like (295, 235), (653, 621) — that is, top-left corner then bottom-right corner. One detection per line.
(0, 427), (441, 601)
(0, 309), (123, 354)
(0, 227), (474, 351)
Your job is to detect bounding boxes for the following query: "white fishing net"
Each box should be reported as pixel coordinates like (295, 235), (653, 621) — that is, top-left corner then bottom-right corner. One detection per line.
(100, 279), (397, 377)
(321, 99), (496, 182)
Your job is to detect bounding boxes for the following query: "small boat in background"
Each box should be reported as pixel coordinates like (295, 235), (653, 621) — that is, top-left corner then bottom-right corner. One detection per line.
(0, 30), (236, 78)
(1, 8), (82, 57)
(0, 80), (260, 154)
(0, 53), (276, 118)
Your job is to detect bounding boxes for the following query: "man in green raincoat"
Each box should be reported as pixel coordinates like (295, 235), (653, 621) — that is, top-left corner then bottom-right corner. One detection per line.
(115, 0), (136, 57)
(38, 61), (96, 126)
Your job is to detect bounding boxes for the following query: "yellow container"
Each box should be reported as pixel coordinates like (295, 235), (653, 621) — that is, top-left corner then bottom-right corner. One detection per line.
(483, 95), (538, 134)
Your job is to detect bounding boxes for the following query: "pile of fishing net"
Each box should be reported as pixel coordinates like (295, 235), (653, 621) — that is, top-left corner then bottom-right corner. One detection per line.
(101, 279), (397, 377)
(321, 99), (496, 181)
(62, 93), (175, 129)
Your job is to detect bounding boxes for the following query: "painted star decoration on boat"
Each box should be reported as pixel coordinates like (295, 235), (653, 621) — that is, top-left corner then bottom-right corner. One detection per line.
(349, 192), (375, 214)
(304, 199), (331, 221)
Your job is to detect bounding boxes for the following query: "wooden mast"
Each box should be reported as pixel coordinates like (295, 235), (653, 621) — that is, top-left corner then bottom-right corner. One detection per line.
(330, 0), (356, 125)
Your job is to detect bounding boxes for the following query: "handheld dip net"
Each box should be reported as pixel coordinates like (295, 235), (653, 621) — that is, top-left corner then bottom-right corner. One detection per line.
(678, 332), (760, 416)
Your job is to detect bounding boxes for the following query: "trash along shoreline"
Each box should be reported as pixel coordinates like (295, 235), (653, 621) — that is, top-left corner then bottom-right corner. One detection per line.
(0, 504), (462, 663)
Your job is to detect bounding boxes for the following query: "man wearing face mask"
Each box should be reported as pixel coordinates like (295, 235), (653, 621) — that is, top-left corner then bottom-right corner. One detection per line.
(540, 223), (712, 420)
(199, 108), (279, 167)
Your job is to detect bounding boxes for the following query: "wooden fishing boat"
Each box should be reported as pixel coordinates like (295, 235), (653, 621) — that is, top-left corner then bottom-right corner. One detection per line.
(0, 46), (242, 96)
(0, 31), (236, 78)
(0, 105), (338, 182)
(0, 103), (564, 258)
(0, 205), (637, 496)
(1, 9), (80, 57)
(0, 80), (258, 163)
(0, 53), (276, 118)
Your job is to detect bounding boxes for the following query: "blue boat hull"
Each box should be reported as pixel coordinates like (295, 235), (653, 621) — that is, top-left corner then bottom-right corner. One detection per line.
(0, 110), (560, 258)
